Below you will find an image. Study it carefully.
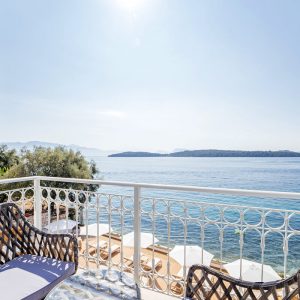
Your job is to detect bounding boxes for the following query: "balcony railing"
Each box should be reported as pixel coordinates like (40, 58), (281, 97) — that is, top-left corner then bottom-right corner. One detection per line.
(1, 176), (300, 297)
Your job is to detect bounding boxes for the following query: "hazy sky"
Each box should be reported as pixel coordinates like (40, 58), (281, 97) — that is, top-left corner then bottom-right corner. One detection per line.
(0, 0), (299, 152)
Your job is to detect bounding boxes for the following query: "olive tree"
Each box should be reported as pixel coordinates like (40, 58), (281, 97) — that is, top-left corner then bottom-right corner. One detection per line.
(1, 146), (99, 221)
(3, 146), (98, 188)
(0, 145), (19, 175)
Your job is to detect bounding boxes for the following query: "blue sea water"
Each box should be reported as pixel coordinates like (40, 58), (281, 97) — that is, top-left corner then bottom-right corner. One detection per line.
(88, 157), (300, 274)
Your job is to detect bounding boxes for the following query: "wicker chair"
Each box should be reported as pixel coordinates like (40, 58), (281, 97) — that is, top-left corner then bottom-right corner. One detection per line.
(185, 264), (300, 300)
(0, 202), (78, 300)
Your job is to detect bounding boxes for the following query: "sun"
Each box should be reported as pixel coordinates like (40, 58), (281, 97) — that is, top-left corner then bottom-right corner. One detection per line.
(116, 0), (145, 12)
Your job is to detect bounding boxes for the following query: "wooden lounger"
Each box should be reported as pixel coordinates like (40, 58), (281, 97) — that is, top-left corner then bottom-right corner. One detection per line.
(141, 256), (162, 271)
(100, 244), (120, 260)
(87, 240), (108, 255)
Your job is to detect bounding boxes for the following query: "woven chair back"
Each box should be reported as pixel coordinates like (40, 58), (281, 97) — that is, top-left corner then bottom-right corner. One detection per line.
(186, 264), (300, 300)
(0, 202), (78, 267)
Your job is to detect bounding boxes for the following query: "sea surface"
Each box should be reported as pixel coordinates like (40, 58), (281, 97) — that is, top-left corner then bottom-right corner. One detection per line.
(87, 157), (300, 274)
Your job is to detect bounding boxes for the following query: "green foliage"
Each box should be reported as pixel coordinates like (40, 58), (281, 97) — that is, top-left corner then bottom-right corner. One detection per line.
(0, 145), (19, 175)
(2, 146), (99, 192)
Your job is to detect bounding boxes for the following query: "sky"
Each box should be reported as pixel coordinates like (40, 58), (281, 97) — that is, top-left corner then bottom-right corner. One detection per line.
(0, 0), (300, 152)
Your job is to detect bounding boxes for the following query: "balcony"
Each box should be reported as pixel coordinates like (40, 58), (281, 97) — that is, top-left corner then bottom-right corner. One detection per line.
(1, 176), (300, 299)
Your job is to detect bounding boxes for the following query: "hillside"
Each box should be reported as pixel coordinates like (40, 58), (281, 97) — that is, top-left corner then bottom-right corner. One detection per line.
(109, 150), (300, 157)
(2, 141), (112, 157)
(109, 151), (165, 157)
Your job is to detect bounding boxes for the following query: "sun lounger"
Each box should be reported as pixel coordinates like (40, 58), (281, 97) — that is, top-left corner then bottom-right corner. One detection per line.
(170, 280), (184, 296)
(100, 244), (120, 259)
(87, 242), (120, 259)
(84, 239), (120, 260)
(141, 256), (162, 271)
(80, 238), (107, 253)
(88, 240), (108, 254)
(123, 254), (162, 272)
(122, 256), (134, 271)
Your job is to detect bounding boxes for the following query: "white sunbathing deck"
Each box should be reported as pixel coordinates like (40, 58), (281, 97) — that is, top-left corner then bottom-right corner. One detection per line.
(140, 287), (180, 300)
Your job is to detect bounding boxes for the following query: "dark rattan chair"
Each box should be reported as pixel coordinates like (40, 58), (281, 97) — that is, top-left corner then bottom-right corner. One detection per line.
(0, 202), (78, 300)
(185, 264), (300, 300)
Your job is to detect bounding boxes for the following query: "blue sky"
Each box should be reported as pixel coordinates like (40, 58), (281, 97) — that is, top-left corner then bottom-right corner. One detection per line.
(0, 0), (299, 151)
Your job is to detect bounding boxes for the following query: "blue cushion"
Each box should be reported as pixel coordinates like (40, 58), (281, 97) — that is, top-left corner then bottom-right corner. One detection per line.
(0, 254), (75, 300)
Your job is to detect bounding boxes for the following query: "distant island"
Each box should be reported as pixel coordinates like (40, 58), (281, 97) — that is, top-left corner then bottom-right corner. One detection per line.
(109, 150), (300, 157)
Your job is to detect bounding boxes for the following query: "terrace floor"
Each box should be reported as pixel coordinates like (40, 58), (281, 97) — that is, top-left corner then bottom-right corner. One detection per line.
(140, 287), (179, 299)
(78, 234), (187, 298)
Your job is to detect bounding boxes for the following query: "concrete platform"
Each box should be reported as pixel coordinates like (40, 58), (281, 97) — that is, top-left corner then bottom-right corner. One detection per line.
(140, 287), (181, 300)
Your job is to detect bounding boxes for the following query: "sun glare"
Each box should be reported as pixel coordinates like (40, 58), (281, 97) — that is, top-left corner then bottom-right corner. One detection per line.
(116, 0), (145, 12)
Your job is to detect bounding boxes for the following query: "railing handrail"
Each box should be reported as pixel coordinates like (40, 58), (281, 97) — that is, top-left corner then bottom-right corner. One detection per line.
(0, 176), (37, 184)
(1, 175), (300, 200)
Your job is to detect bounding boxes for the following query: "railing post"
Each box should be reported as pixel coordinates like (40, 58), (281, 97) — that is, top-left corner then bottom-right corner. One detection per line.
(133, 186), (141, 284)
(34, 178), (42, 230)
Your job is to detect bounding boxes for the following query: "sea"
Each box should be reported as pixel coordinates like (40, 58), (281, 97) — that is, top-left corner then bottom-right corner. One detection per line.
(87, 157), (300, 274)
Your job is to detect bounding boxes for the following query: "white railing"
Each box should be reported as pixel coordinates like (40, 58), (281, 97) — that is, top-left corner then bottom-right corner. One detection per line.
(1, 176), (300, 297)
